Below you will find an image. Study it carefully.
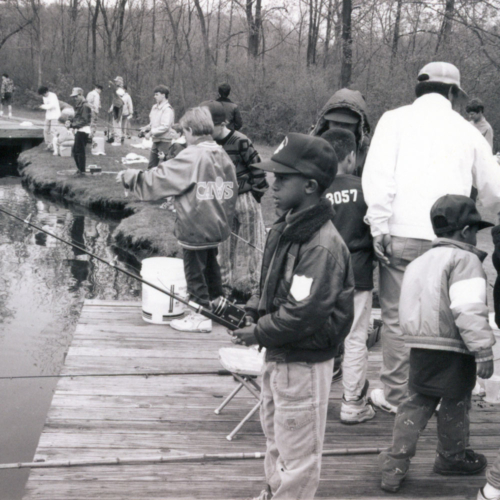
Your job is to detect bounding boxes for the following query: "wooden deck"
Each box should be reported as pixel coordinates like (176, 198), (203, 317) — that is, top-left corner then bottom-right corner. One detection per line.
(0, 117), (43, 148)
(22, 300), (500, 500)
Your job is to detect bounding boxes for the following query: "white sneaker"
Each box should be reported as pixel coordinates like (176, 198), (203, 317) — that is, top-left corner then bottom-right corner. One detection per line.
(112, 142), (121, 146)
(170, 313), (212, 333)
(341, 380), (376, 425)
(8, 113), (12, 119)
(0, 111), (3, 116)
(478, 484), (500, 500)
(369, 388), (398, 414)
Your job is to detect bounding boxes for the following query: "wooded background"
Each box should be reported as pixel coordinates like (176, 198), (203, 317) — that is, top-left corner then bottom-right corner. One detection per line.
(1, 0), (500, 145)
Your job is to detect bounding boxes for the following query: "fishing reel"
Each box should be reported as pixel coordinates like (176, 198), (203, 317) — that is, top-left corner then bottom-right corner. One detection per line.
(211, 297), (247, 331)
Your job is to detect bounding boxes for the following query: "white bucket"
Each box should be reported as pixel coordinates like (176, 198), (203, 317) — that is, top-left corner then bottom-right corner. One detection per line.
(92, 136), (106, 155)
(141, 257), (187, 324)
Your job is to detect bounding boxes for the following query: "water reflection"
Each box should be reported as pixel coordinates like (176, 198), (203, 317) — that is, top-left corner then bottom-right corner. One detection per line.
(0, 176), (141, 499)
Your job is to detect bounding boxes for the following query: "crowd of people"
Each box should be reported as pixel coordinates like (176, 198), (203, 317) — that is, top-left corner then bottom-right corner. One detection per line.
(23, 61), (500, 499)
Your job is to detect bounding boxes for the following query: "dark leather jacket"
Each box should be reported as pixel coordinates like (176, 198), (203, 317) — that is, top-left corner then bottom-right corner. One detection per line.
(246, 199), (355, 363)
(71, 96), (92, 130)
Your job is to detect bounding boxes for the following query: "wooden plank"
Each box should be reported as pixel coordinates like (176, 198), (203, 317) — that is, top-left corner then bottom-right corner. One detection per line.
(23, 299), (500, 500)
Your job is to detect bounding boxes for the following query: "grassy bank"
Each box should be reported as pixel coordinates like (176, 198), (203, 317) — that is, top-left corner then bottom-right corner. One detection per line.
(18, 142), (277, 276)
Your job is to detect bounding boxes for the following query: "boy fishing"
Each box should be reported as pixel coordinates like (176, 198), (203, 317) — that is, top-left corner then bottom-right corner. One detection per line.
(117, 107), (237, 333)
(232, 133), (354, 500)
(379, 194), (495, 493)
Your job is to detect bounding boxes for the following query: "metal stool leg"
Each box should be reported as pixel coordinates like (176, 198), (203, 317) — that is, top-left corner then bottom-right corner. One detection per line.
(226, 399), (262, 441)
(214, 381), (245, 415)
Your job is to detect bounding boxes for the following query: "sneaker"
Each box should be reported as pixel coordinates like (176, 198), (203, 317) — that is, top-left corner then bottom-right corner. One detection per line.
(0, 111), (3, 117)
(112, 142), (121, 146)
(478, 485), (500, 500)
(8, 113), (12, 119)
(170, 313), (212, 333)
(341, 380), (376, 425)
(381, 471), (407, 493)
(433, 449), (487, 476)
(369, 388), (398, 414)
(250, 488), (272, 500)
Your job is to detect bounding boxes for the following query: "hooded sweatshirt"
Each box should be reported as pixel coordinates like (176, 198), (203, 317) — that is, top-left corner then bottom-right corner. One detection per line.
(311, 89), (371, 171)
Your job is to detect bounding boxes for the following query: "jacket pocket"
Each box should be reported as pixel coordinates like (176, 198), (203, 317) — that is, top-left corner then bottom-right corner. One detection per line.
(275, 405), (317, 461)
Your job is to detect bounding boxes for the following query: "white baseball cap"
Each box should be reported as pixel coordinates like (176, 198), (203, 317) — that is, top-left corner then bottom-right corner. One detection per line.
(417, 62), (467, 96)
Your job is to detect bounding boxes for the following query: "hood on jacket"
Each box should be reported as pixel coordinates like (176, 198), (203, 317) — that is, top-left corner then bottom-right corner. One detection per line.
(311, 89), (370, 145)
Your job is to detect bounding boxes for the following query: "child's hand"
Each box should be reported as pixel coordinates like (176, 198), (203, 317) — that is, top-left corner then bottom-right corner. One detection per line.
(230, 325), (258, 347)
(158, 151), (166, 161)
(65, 120), (71, 128)
(116, 170), (128, 187)
(477, 360), (494, 379)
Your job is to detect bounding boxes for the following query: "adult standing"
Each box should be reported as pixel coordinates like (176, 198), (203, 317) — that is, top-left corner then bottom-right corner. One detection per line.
(467, 98), (494, 152)
(311, 88), (371, 175)
(1, 74), (14, 118)
(216, 83), (242, 131)
(38, 85), (61, 152)
(362, 61), (500, 413)
(86, 84), (102, 138)
(121, 85), (134, 140)
(139, 85), (175, 169)
(109, 76), (125, 145)
(67, 87), (91, 175)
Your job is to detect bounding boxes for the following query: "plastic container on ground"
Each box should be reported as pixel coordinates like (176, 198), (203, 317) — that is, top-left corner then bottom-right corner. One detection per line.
(141, 257), (187, 324)
(92, 136), (106, 155)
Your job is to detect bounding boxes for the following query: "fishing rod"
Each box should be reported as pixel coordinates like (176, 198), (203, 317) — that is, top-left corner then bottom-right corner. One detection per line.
(0, 206), (247, 331)
(0, 447), (385, 470)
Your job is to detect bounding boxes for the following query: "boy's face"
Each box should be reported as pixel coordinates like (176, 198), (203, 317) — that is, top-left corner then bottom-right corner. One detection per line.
(154, 92), (166, 104)
(468, 111), (483, 123)
(183, 127), (196, 145)
(212, 124), (225, 140)
(272, 173), (309, 214)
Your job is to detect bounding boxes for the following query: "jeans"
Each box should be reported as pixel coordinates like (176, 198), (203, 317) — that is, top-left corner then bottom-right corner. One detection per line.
(90, 111), (98, 137)
(379, 236), (432, 405)
(182, 247), (223, 307)
(342, 290), (373, 400)
(260, 358), (334, 499)
(379, 389), (471, 478)
(72, 131), (88, 173)
(218, 192), (266, 298)
(148, 141), (171, 169)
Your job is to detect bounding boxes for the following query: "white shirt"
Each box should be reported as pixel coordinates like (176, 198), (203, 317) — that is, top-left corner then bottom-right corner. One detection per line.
(40, 92), (61, 121)
(86, 89), (101, 113)
(362, 93), (500, 241)
(122, 92), (133, 116)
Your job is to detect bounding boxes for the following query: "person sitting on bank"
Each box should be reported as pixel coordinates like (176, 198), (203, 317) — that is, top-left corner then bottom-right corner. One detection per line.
(117, 107), (237, 333)
(139, 85), (175, 169)
(216, 83), (242, 131)
(232, 133), (354, 500)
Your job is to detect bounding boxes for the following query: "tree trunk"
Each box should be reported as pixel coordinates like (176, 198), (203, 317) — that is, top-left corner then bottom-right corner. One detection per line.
(91, 0), (100, 84)
(435, 0), (455, 54)
(225, 0), (234, 64)
(390, 0), (403, 67)
(192, 0), (213, 77)
(340, 0), (352, 87)
(246, 0), (262, 59)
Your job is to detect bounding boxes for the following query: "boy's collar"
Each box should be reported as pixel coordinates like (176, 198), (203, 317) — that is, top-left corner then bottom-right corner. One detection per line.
(432, 237), (488, 262)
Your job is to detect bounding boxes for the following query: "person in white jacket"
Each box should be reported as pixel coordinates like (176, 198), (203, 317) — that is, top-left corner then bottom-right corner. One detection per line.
(362, 61), (500, 414)
(38, 86), (61, 151)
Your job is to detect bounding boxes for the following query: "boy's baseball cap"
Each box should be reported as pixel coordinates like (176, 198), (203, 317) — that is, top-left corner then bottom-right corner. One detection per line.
(200, 100), (226, 125)
(257, 133), (337, 189)
(418, 62), (467, 96)
(114, 76), (124, 86)
(70, 87), (83, 97)
(324, 108), (359, 124)
(431, 194), (494, 235)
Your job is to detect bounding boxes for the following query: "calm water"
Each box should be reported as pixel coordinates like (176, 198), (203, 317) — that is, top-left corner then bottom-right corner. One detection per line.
(0, 156), (141, 499)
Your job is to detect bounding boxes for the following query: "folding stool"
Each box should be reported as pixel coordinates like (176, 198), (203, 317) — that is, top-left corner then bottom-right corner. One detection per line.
(215, 346), (265, 441)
